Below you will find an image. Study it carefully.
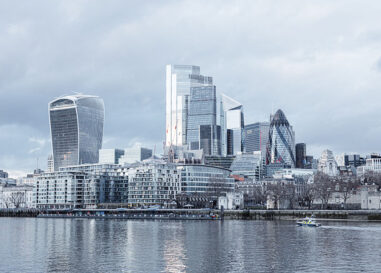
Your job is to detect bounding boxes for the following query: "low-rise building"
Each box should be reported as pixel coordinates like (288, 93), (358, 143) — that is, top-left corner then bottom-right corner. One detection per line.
(119, 146), (152, 165)
(218, 192), (244, 210)
(204, 155), (235, 169)
(99, 149), (125, 164)
(360, 185), (381, 209)
(230, 152), (264, 180)
(34, 164), (128, 209)
(178, 165), (234, 195)
(357, 156), (381, 176)
(127, 160), (180, 207)
(0, 184), (34, 208)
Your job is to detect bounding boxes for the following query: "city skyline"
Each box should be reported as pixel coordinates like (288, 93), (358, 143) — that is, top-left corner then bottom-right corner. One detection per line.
(2, 1), (381, 177)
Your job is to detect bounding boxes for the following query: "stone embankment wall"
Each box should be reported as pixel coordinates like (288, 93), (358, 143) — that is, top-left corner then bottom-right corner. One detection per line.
(222, 209), (381, 221)
(1, 208), (381, 221)
(0, 209), (40, 217)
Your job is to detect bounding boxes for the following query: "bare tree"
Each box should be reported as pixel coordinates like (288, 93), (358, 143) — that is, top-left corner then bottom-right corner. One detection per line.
(8, 192), (26, 208)
(363, 171), (381, 189)
(267, 181), (295, 209)
(253, 185), (268, 206)
(301, 183), (316, 209)
(337, 176), (361, 209)
(242, 184), (268, 208)
(284, 183), (296, 209)
(314, 172), (333, 209)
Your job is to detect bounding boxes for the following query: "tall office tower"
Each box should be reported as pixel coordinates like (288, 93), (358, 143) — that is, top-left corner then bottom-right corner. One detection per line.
(199, 125), (221, 156)
(266, 109), (296, 168)
(49, 94), (104, 171)
(295, 143), (306, 168)
(165, 65), (213, 148)
(187, 86), (221, 155)
(244, 122), (270, 155)
(221, 94), (244, 156)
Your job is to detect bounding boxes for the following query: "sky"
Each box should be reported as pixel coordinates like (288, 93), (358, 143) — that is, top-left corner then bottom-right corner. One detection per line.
(1, 0), (381, 178)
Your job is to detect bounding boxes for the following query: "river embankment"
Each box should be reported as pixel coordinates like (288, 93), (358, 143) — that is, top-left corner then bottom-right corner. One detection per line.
(1, 208), (381, 221)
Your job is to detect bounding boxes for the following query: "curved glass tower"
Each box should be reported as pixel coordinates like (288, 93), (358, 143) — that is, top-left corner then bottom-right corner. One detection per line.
(221, 94), (244, 156)
(266, 109), (295, 168)
(49, 95), (104, 171)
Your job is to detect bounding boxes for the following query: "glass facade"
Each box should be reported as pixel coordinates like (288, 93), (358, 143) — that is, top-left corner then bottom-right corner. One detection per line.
(187, 86), (221, 155)
(230, 152), (263, 180)
(119, 147), (153, 165)
(199, 125), (221, 156)
(165, 65), (213, 147)
(266, 109), (295, 168)
(49, 95), (104, 171)
(221, 94), (244, 155)
(295, 143), (306, 168)
(244, 122), (270, 155)
(99, 149), (125, 164)
(178, 165), (234, 194)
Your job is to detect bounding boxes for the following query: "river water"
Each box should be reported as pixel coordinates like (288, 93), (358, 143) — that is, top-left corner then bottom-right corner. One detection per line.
(0, 218), (380, 273)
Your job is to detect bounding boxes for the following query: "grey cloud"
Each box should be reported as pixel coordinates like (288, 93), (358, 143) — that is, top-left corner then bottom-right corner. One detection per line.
(1, 0), (381, 176)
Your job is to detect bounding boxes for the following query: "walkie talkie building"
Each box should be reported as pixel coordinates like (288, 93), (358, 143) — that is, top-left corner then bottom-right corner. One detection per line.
(49, 94), (104, 171)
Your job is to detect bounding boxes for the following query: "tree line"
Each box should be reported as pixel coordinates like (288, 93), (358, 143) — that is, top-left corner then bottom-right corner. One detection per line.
(243, 171), (381, 210)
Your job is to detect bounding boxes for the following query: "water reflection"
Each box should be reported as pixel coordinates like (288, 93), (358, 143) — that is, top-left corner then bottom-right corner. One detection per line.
(0, 219), (381, 272)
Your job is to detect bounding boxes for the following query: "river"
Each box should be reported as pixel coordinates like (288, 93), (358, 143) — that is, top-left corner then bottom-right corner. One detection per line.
(0, 218), (380, 272)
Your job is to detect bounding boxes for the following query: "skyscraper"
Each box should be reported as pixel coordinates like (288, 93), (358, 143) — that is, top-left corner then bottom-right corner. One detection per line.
(165, 65), (213, 148)
(49, 94), (104, 171)
(221, 94), (244, 156)
(187, 85), (221, 155)
(295, 143), (306, 168)
(266, 109), (295, 168)
(244, 122), (270, 155)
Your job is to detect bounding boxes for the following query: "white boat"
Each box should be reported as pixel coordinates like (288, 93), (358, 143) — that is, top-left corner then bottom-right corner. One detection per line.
(297, 217), (321, 227)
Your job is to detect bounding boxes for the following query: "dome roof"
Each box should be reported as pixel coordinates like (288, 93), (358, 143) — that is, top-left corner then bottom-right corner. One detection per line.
(270, 109), (289, 126)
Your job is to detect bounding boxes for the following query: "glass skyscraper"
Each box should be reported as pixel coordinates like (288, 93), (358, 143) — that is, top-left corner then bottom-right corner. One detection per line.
(187, 85), (221, 155)
(244, 122), (270, 155)
(295, 143), (306, 168)
(165, 65), (213, 148)
(221, 94), (244, 156)
(49, 95), (104, 171)
(266, 109), (295, 168)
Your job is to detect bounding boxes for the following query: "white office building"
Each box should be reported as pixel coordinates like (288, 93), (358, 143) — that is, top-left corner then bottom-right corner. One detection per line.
(99, 148), (125, 164)
(119, 146), (152, 165)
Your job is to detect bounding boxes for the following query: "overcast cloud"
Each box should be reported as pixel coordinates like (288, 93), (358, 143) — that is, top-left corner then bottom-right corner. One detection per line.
(1, 0), (381, 177)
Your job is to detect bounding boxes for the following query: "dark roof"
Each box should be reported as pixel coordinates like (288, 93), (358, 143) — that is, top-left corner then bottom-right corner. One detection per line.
(270, 109), (289, 126)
